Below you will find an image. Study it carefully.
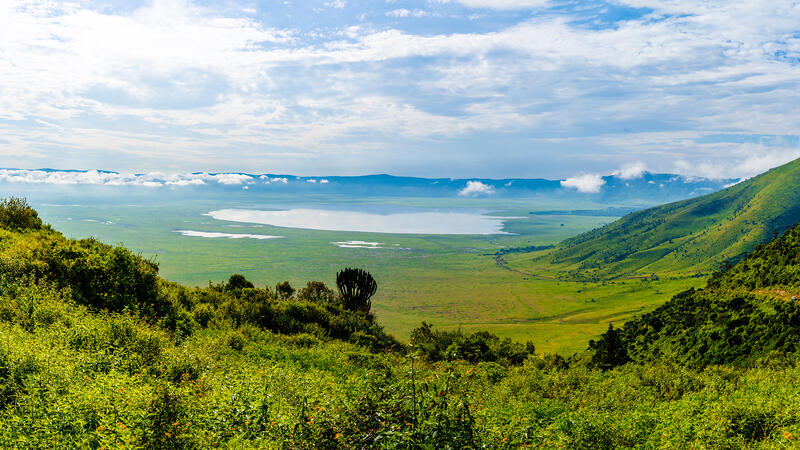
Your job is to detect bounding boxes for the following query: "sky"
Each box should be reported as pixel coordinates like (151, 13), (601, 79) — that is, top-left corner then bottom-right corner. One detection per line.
(1, 0), (800, 179)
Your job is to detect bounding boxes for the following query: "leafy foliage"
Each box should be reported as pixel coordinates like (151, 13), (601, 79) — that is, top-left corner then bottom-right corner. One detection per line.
(297, 281), (337, 305)
(225, 274), (254, 291)
(589, 323), (630, 370)
(618, 220), (800, 367)
(0, 197), (43, 231)
(410, 322), (535, 365)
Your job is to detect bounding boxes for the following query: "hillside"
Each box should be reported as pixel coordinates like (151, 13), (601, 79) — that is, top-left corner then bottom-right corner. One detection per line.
(612, 220), (800, 367)
(541, 158), (800, 278)
(7, 197), (800, 446)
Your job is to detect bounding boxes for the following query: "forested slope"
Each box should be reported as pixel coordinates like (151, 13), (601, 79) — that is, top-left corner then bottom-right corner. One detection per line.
(616, 220), (800, 367)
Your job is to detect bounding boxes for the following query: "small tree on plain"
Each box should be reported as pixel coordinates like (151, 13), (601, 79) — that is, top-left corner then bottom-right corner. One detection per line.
(336, 268), (377, 313)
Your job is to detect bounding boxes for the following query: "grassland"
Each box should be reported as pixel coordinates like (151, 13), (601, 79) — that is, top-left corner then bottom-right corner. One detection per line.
(21, 191), (703, 355)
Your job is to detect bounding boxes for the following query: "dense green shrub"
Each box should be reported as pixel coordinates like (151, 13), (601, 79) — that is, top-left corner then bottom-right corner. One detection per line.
(410, 322), (534, 365)
(0, 232), (166, 316)
(225, 273), (254, 291)
(589, 323), (630, 370)
(297, 281), (337, 304)
(0, 197), (43, 231)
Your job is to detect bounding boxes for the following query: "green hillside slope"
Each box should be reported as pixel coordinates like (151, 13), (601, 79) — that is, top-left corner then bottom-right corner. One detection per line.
(615, 221), (800, 367)
(544, 158), (800, 278)
(10, 197), (800, 446)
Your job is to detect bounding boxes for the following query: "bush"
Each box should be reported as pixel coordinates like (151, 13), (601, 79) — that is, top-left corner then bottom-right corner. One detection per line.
(140, 385), (196, 449)
(225, 274), (254, 291)
(297, 281), (337, 304)
(590, 323), (630, 370)
(0, 197), (43, 231)
(226, 331), (247, 352)
(410, 322), (534, 365)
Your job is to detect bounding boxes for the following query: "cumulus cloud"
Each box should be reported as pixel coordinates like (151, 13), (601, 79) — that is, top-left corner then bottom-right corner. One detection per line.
(561, 174), (606, 193)
(458, 180), (495, 196)
(614, 162), (647, 180)
(674, 149), (800, 180)
(0, 169), (297, 187)
(208, 173), (253, 185)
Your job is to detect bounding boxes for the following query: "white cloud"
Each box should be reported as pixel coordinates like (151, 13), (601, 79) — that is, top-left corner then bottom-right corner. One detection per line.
(561, 174), (606, 193)
(0, 169), (266, 186)
(614, 162), (647, 180)
(433, 0), (548, 10)
(674, 149), (800, 180)
(387, 9), (429, 18)
(326, 0), (347, 8)
(1, 0), (800, 177)
(458, 180), (495, 196)
(261, 176), (289, 184)
(207, 173), (253, 185)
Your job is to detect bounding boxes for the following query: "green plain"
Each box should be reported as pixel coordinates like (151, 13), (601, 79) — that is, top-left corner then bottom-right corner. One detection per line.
(32, 195), (698, 354)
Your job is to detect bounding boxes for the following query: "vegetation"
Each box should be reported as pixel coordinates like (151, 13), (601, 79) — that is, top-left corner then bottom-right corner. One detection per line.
(589, 323), (630, 370)
(0, 197), (44, 231)
(39, 194), (627, 354)
(537, 157), (800, 279)
(410, 322), (535, 365)
(614, 222), (800, 367)
(10, 197), (800, 446)
(336, 267), (378, 314)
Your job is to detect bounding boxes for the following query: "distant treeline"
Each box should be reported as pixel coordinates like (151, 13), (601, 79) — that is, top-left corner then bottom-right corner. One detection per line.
(490, 244), (554, 256)
(529, 206), (641, 217)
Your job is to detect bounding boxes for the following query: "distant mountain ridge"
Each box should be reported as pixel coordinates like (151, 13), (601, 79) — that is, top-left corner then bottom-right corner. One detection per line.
(0, 168), (736, 203)
(542, 158), (800, 278)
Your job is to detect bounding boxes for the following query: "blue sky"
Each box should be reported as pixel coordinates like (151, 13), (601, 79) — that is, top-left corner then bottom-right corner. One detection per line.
(1, 0), (799, 179)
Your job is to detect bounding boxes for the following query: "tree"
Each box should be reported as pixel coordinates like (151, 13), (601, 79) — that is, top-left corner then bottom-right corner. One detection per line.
(590, 323), (630, 370)
(226, 274), (254, 291)
(336, 268), (377, 313)
(297, 281), (336, 304)
(0, 197), (43, 231)
(275, 281), (295, 299)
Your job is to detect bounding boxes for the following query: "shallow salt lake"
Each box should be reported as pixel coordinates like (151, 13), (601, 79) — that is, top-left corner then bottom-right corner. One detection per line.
(206, 208), (515, 235)
(174, 230), (284, 240)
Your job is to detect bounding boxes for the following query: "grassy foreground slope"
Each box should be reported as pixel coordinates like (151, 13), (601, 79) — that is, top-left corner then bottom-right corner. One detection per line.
(7, 199), (800, 446)
(535, 158), (800, 279)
